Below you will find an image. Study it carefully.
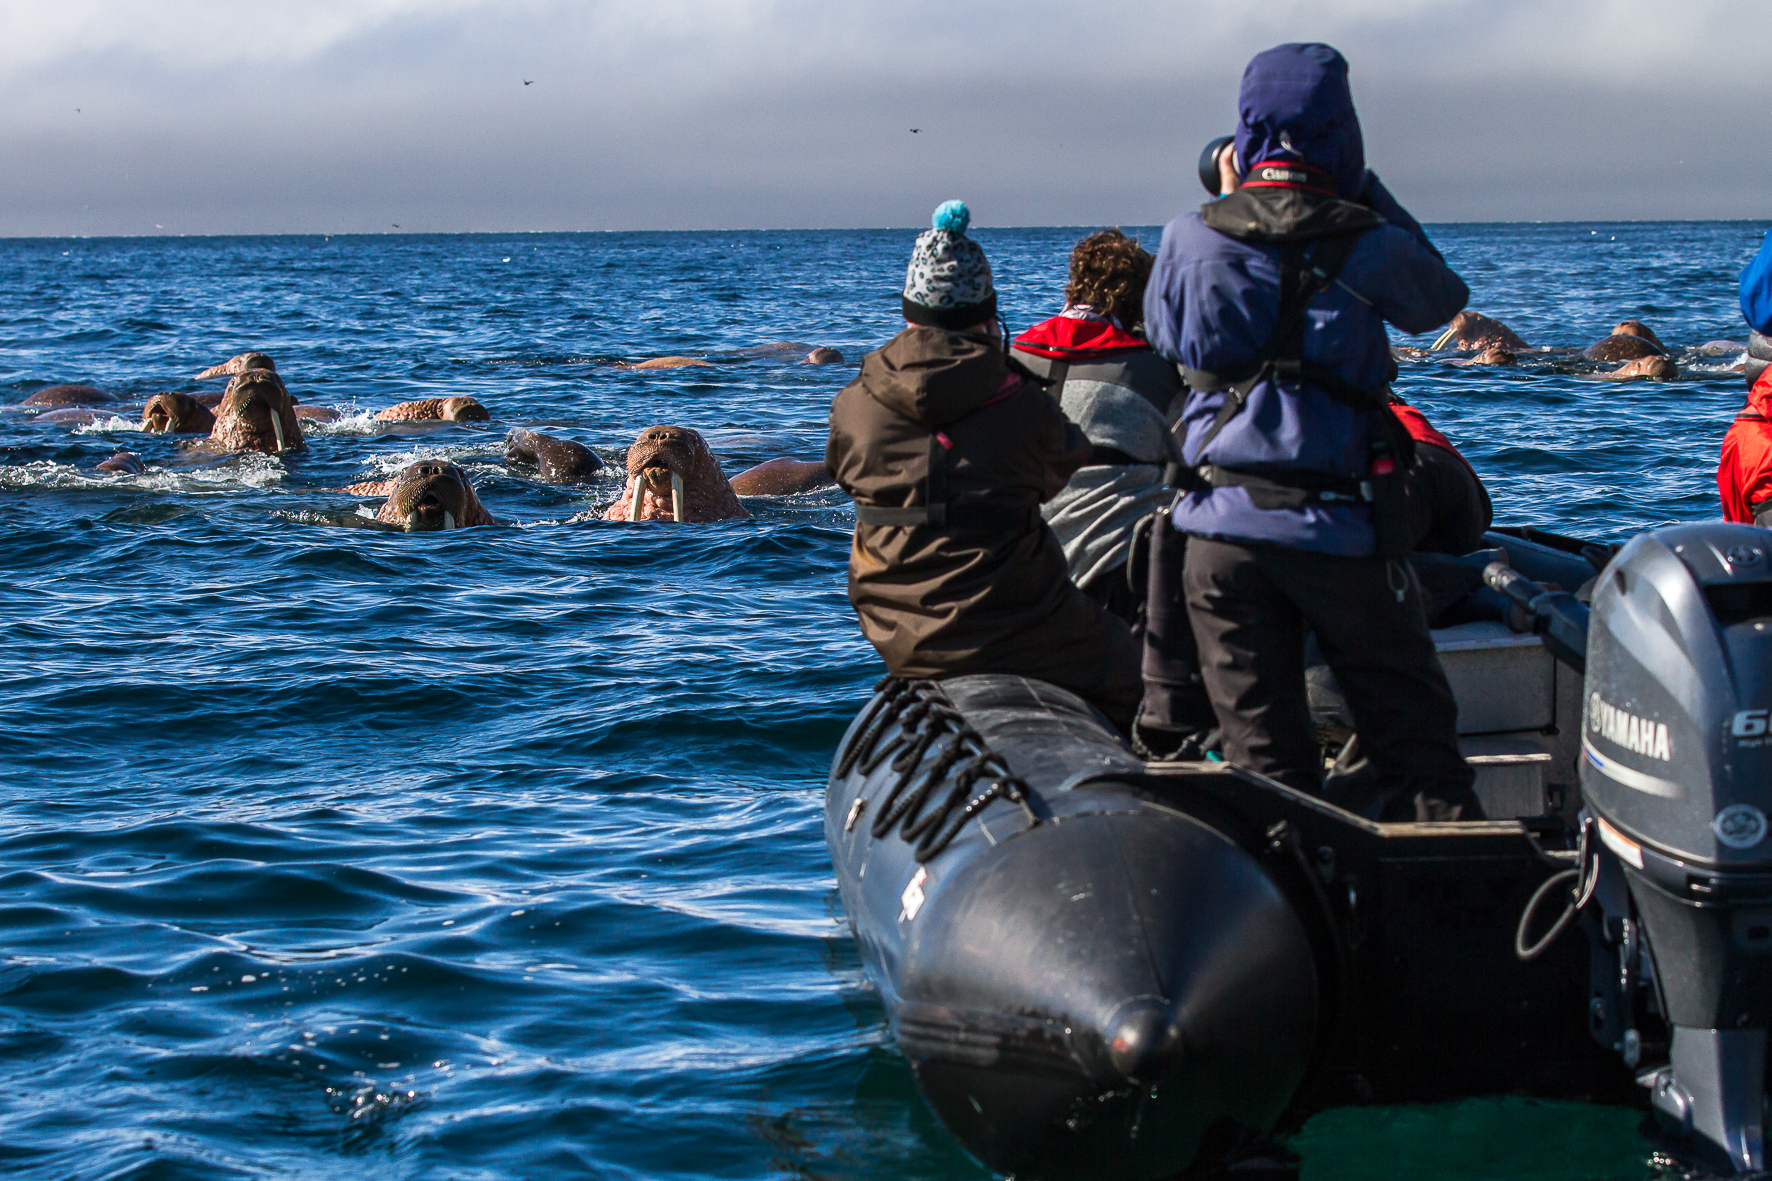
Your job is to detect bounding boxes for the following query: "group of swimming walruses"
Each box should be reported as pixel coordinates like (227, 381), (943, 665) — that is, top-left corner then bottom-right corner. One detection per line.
(16, 347), (843, 531)
(15, 313), (1724, 532)
(1412, 312), (1737, 379)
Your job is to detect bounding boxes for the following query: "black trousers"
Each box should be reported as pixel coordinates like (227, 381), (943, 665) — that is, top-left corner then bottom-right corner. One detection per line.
(1135, 518), (1219, 749)
(1183, 536), (1480, 820)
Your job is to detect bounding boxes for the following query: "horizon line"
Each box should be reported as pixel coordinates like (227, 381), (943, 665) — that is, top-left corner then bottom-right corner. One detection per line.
(4, 217), (1770, 243)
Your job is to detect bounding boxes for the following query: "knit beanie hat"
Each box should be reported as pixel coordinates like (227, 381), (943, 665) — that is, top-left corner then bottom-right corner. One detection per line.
(901, 200), (997, 329)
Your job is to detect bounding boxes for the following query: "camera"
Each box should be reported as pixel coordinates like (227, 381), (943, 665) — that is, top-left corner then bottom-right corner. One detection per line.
(1198, 135), (1234, 197)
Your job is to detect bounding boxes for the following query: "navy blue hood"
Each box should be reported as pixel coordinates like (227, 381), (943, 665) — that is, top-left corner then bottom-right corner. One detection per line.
(1233, 43), (1366, 199)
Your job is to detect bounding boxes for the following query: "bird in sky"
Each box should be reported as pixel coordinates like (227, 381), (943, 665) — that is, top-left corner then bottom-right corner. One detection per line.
(392, 224), (401, 228)
(523, 79), (534, 86)
(909, 128), (919, 133)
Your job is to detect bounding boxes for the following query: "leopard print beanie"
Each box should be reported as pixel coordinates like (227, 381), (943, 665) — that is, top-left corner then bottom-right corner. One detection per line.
(901, 200), (997, 330)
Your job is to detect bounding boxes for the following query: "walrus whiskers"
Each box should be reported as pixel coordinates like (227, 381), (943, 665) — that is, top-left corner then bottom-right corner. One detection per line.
(671, 472), (685, 522)
(628, 474), (643, 521)
(1430, 324), (1459, 351)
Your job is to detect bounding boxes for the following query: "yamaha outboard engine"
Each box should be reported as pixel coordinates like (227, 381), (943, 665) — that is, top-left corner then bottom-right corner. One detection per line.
(1577, 523), (1772, 1172)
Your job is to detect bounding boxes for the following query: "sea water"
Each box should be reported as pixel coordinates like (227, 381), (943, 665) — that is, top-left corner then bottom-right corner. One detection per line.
(0, 222), (1760, 1180)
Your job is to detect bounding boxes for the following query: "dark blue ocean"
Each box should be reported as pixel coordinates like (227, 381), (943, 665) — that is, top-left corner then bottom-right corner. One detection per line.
(0, 222), (1760, 1180)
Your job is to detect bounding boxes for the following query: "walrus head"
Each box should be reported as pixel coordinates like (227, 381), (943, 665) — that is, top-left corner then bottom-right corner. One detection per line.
(1602, 355), (1679, 381)
(373, 459), (495, 531)
(604, 424), (749, 523)
(440, 396), (490, 422)
(209, 370), (305, 454)
(141, 392), (216, 434)
(1430, 311), (1529, 353)
(195, 351), (277, 380)
(1610, 321), (1666, 352)
(805, 347), (845, 365)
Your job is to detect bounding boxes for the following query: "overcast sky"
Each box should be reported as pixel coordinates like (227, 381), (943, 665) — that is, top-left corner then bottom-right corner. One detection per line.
(0, 0), (1764, 236)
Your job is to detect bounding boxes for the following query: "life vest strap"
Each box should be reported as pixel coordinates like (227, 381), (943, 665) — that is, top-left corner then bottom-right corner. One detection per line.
(1196, 462), (1371, 510)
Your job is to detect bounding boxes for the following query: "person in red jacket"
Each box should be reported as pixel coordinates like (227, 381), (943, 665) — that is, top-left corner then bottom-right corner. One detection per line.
(1390, 395), (1492, 554)
(1720, 369), (1772, 526)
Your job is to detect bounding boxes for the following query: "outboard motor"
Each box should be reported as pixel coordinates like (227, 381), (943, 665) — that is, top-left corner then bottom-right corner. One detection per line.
(1567, 523), (1772, 1173)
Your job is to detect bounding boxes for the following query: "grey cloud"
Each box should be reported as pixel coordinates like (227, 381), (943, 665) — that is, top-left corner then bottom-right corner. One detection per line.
(0, 1), (1764, 235)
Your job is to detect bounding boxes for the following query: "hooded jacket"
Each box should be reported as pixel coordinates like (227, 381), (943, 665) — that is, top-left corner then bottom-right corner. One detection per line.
(1143, 43), (1469, 556)
(1719, 369), (1772, 525)
(1011, 311), (1184, 588)
(1741, 227), (1772, 336)
(826, 325), (1138, 694)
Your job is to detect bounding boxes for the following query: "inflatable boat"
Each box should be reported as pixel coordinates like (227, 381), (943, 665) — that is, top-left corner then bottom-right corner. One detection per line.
(824, 522), (1772, 1178)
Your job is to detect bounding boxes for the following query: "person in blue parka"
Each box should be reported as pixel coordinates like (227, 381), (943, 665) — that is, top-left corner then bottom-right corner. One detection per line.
(1142, 42), (1481, 820)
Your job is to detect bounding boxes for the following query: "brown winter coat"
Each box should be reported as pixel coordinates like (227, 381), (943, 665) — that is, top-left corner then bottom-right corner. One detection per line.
(826, 326), (1142, 720)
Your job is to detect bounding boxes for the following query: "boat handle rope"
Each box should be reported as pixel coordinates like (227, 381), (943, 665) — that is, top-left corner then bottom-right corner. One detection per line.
(835, 677), (1039, 861)
(1515, 815), (1600, 961)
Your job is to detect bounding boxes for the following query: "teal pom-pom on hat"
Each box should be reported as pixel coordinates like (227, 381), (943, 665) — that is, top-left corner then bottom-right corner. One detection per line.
(931, 200), (970, 234)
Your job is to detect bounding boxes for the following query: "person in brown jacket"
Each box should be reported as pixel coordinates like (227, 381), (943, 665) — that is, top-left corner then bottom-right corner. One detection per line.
(825, 201), (1144, 729)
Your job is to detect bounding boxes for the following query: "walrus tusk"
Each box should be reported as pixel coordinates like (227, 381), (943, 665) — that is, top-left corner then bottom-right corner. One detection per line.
(271, 412), (287, 453)
(406, 508), (422, 532)
(671, 472), (685, 522)
(443, 510), (455, 531)
(1430, 324), (1460, 352)
(628, 474), (643, 521)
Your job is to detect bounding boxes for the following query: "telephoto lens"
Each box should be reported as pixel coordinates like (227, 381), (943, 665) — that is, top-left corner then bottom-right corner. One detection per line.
(1198, 135), (1234, 196)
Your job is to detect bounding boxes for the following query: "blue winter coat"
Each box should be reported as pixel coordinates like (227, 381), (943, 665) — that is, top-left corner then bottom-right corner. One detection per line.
(1740, 227), (1772, 335)
(1143, 43), (1469, 556)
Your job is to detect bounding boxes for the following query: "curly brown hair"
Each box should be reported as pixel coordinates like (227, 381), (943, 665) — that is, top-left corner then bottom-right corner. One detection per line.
(1064, 229), (1153, 327)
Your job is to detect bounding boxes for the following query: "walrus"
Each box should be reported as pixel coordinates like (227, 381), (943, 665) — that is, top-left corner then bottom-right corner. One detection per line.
(505, 428), (604, 482)
(1596, 356), (1678, 381)
(344, 459), (497, 531)
(293, 405), (342, 423)
(142, 392), (216, 434)
(619, 357), (712, 371)
(726, 457), (834, 496)
(31, 407), (115, 424)
(1584, 321), (1667, 362)
(196, 352), (277, 379)
(603, 425), (749, 523)
(374, 397), (490, 422)
(23, 384), (118, 408)
(96, 451), (146, 475)
(1430, 311), (1529, 352)
(804, 347), (845, 365)
(209, 369), (304, 454)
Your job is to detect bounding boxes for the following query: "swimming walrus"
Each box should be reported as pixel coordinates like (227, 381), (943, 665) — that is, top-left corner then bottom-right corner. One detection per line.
(603, 425), (749, 523)
(23, 384), (119, 408)
(619, 356), (712, 371)
(142, 392), (216, 434)
(209, 369), (304, 454)
(96, 451), (146, 475)
(726, 457), (835, 496)
(374, 397), (490, 423)
(1596, 356), (1678, 381)
(345, 459), (497, 531)
(1584, 321), (1667, 361)
(195, 352), (277, 380)
(1430, 311), (1529, 352)
(505, 428), (605, 483)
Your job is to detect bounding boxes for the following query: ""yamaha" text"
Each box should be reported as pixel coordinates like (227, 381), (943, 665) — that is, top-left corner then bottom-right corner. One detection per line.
(1589, 692), (1672, 761)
